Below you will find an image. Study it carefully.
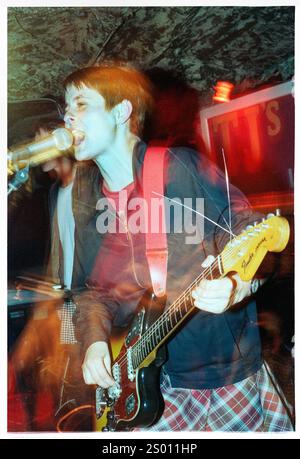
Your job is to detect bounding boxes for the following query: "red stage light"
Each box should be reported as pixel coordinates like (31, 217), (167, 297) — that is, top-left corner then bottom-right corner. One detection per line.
(213, 81), (234, 103)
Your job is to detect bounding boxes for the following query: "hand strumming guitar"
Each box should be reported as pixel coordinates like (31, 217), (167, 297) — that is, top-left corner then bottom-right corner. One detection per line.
(82, 341), (115, 387)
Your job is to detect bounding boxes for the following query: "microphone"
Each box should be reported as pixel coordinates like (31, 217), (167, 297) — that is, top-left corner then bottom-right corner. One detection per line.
(8, 128), (74, 162)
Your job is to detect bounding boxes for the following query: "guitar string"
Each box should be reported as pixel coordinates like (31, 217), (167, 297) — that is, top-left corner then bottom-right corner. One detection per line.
(111, 221), (272, 373)
(132, 230), (268, 365)
(131, 257), (226, 366)
(114, 253), (231, 373)
(112, 232), (256, 372)
(111, 255), (222, 372)
(112, 234), (260, 373)
(133, 220), (273, 360)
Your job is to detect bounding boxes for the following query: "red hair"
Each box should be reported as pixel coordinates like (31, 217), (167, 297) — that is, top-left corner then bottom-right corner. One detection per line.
(63, 63), (154, 136)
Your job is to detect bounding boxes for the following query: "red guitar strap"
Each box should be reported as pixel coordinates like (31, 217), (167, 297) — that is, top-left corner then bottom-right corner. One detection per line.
(143, 147), (168, 297)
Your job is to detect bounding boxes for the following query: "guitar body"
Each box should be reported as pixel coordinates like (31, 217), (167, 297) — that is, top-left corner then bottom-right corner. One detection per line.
(112, 349), (165, 431)
(96, 290), (166, 431)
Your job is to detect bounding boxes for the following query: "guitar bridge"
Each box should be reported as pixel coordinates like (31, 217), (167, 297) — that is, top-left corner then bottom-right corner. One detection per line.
(95, 386), (108, 419)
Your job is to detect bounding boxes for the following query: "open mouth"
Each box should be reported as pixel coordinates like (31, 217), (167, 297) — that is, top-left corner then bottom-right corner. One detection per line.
(72, 129), (85, 147)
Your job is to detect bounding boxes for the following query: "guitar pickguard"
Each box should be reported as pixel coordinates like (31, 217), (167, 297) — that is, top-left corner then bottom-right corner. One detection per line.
(125, 309), (145, 347)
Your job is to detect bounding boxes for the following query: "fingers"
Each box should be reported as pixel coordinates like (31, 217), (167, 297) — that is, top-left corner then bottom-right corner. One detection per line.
(82, 341), (115, 388)
(192, 277), (233, 314)
(201, 255), (215, 268)
(83, 365), (98, 385)
(192, 296), (229, 314)
(35, 127), (50, 141)
(192, 278), (233, 298)
(82, 359), (114, 388)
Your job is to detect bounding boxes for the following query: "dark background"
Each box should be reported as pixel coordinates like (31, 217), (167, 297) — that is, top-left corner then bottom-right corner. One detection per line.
(7, 6), (295, 431)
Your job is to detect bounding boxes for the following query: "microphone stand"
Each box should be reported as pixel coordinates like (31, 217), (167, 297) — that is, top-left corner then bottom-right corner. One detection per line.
(7, 164), (30, 195)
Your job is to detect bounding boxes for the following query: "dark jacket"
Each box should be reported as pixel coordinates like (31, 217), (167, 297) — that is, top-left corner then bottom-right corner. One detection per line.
(48, 161), (102, 289)
(75, 142), (266, 389)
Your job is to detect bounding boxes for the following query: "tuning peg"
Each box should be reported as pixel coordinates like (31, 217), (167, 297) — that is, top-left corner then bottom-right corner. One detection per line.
(267, 213), (275, 219)
(246, 225), (253, 230)
(261, 217), (269, 228)
(253, 221), (258, 226)
(276, 209), (281, 216)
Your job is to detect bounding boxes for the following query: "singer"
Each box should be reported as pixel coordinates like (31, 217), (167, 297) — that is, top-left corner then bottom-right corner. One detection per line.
(59, 63), (293, 432)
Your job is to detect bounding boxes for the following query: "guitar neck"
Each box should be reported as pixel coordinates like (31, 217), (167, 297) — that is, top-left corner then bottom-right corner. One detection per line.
(130, 254), (224, 369)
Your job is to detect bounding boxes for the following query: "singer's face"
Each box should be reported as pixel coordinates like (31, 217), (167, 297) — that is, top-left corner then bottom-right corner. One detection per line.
(64, 84), (116, 160)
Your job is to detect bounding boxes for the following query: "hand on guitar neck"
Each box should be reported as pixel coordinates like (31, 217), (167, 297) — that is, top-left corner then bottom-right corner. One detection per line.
(191, 255), (252, 314)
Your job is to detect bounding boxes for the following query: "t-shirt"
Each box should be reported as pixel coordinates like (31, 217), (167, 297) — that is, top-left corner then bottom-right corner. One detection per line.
(57, 182), (75, 289)
(102, 181), (135, 213)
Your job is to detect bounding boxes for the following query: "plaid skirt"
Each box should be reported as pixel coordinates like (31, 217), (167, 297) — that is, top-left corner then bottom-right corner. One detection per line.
(135, 362), (294, 432)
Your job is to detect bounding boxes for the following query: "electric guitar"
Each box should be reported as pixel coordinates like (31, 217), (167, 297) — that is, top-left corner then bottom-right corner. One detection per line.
(95, 212), (290, 431)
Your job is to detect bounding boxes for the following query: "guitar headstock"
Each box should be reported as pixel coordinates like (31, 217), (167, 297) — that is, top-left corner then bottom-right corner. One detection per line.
(221, 210), (290, 281)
